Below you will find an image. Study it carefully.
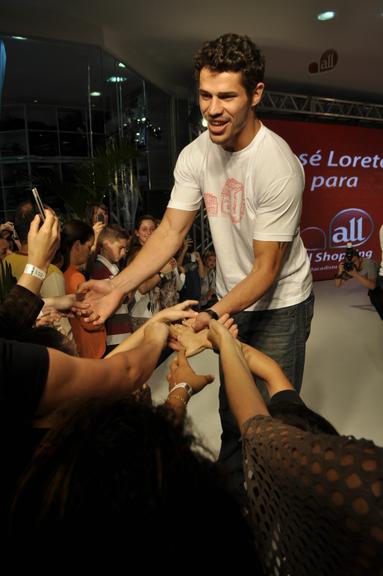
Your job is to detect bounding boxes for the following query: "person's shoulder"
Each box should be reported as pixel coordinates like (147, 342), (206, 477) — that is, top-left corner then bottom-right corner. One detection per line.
(259, 124), (296, 155)
(178, 131), (210, 162)
(255, 124), (304, 179)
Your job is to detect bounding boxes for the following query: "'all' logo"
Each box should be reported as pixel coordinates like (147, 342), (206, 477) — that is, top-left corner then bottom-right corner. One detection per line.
(329, 208), (374, 248)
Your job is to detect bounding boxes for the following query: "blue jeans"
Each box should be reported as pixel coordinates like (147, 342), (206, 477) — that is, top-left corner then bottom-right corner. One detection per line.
(218, 292), (315, 507)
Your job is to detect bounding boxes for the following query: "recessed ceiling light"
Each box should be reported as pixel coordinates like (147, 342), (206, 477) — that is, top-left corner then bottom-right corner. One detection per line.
(317, 11), (336, 21)
(90, 91), (101, 97)
(107, 76), (127, 83)
(11, 35), (27, 40)
(118, 62), (126, 68)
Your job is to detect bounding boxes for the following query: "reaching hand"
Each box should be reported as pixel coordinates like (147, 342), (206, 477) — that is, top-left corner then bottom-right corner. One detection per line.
(43, 293), (77, 311)
(35, 307), (63, 327)
(207, 318), (235, 351)
(169, 313), (238, 356)
(151, 299), (198, 325)
(167, 349), (214, 395)
(161, 257), (177, 274)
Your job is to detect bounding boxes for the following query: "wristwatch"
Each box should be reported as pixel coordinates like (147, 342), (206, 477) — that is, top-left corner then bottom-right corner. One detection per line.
(204, 308), (219, 321)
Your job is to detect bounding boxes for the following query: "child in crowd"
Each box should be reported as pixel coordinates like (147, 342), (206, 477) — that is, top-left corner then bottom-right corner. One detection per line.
(91, 225), (132, 353)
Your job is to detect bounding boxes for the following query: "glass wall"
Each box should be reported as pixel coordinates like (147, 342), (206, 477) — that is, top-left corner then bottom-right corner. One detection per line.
(0, 34), (189, 227)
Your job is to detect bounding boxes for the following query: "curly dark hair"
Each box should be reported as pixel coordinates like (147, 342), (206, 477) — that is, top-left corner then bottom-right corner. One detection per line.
(194, 33), (265, 97)
(9, 395), (258, 567)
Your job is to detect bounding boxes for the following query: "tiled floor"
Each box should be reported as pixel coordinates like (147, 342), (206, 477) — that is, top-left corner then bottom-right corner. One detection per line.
(148, 279), (383, 457)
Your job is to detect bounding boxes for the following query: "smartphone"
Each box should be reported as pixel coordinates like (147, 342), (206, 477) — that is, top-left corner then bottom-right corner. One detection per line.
(32, 187), (46, 221)
(96, 214), (105, 223)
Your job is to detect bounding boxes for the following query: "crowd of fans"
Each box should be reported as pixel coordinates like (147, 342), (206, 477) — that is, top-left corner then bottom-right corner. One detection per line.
(0, 200), (382, 573)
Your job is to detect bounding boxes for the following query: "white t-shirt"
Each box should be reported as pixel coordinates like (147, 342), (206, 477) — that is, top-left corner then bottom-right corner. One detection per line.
(168, 124), (312, 311)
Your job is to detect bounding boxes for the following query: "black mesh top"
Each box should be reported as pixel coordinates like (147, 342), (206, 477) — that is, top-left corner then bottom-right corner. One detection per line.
(242, 415), (383, 576)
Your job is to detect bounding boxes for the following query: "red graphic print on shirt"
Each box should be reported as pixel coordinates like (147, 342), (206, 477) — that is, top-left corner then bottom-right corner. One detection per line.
(204, 192), (218, 216)
(221, 178), (245, 224)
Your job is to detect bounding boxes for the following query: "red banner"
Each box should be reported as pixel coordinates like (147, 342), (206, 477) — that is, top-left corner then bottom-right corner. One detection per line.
(264, 118), (383, 280)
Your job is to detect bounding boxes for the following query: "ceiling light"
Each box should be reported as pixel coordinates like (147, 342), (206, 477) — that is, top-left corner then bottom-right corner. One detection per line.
(90, 91), (101, 97)
(317, 11), (336, 21)
(11, 35), (27, 40)
(118, 62), (126, 68)
(107, 76), (127, 83)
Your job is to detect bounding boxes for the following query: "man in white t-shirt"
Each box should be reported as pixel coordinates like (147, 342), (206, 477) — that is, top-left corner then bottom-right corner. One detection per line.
(80, 33), (313, 505)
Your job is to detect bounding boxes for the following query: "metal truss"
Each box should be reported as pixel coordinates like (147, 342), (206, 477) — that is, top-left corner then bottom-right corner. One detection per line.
(258, 91), (383, 123)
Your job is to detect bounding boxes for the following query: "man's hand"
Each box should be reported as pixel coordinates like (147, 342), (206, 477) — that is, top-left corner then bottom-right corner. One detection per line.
(78, 278), (115, 298)
(73, 279), (124, 324)
(167, 349), (214, 395)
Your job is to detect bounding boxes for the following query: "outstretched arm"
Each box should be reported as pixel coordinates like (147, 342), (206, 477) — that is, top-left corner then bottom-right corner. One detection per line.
(36, 323), (169, 419)
(208, 320), (269, 430)
(239, 341), (294, 398)
(77, 208), (197, 324)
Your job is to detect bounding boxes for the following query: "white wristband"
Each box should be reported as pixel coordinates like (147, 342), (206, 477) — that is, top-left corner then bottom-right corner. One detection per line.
(170, 382), (193, 398)
(24, 263), (47, 280)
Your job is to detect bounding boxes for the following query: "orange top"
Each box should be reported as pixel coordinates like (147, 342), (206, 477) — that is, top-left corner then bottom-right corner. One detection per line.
(64, 265), (106, 359)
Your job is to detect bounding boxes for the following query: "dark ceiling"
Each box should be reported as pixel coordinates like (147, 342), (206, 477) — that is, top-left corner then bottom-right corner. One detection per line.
(1, 0), (383, 102)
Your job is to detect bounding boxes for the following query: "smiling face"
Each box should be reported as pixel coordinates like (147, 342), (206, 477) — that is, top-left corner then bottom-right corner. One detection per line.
(199, 67), (264, 152)
(135, 219), (156, 245)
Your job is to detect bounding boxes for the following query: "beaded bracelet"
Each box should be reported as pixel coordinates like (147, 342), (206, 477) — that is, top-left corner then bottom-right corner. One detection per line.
(167, 393), (187, 406)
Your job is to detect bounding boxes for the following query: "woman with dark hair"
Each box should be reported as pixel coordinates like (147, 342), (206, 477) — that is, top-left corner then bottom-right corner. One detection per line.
(84, 202), (109, 262)
(9, 367), (260, 571)
(61, 220), (106, 358)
